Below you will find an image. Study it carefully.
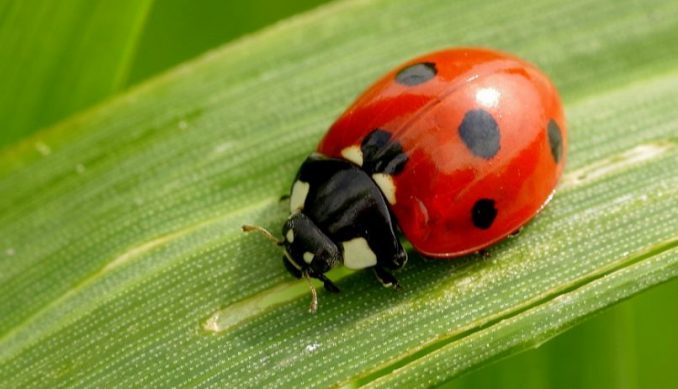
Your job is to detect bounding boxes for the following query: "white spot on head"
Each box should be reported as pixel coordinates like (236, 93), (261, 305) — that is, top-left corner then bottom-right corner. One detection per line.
(286, 229), (294, 243)
(342, 237), (377, 269)
(290, 180), (310, 213)
(372, 173), (396, 204)
(476, 87), (500, 108)
(341, 145), (364, 166)
(303, 252), (314, 264)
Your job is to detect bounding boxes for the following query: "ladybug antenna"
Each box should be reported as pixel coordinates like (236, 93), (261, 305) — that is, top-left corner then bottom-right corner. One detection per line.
(303, 272), (319, 314)
(243, 224), (318, 313)
(241, 225), (283, 246)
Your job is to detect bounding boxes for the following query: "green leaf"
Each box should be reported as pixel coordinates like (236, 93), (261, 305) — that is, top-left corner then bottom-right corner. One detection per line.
(0, 0), (153, 147)
(444, 280), (678, 389)
(126, 0), (332, 85)
(1, 0), (677, 387)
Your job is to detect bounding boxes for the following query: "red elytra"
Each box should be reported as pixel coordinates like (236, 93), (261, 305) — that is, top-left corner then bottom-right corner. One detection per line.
(317, 48), (566, 257)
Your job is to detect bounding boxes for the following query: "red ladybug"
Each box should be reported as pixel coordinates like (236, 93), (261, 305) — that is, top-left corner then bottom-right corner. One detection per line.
(245, 48), (566, 311)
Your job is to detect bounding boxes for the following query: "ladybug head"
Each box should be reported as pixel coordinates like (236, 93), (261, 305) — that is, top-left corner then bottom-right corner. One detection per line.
(241, 214), (341, 313)
(281, 213), (341, 292)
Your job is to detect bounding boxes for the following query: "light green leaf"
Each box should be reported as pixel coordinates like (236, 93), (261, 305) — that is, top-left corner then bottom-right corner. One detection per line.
(1, 0), (676, 387)
(0, 0), (153, 147)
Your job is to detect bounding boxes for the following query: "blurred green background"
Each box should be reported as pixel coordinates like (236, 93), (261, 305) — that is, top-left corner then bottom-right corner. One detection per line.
(0, 0), (331, 148)
(126, 0), (331, 85)
(0, 0), (675, 387)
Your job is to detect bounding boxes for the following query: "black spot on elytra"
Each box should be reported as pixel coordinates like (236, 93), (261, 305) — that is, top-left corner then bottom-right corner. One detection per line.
(547, 119), (563, 163)
(360, 129), (408, 175)
(395, 62), (437, 86)
(458, 109), (501, 159)
(471, 199), (497, 229)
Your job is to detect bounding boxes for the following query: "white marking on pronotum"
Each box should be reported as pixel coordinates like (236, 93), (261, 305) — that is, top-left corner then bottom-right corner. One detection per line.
(341, 145), (364, 166)
(372, 173), (396, 204)
(342, 237), (377, 269)
(289, 180), (310, 213)
(286, 229), (294, 243)
(303, 252), (314, 264)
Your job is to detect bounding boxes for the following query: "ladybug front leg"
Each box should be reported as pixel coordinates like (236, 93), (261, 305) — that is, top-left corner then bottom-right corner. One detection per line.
(314, 273), (341, 293)
(373, 266), (401, 290)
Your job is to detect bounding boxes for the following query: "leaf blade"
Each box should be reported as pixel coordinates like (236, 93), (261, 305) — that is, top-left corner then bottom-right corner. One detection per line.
(0, 0), (677, 387)
(0, 0), (153, 147)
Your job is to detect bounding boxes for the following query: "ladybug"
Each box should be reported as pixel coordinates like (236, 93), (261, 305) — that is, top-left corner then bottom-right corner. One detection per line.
(244, 48), (566, 312)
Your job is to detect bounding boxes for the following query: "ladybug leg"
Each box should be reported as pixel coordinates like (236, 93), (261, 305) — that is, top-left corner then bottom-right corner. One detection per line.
(373, 266), (401, 290)
(315, 273), (340, 293)
(279, 194), (290, 202)
(282, 256), (302, 279)
(477, 249), (491, 258)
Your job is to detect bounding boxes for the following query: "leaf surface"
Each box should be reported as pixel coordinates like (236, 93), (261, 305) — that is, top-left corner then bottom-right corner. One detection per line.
(0, 0), (676, 387)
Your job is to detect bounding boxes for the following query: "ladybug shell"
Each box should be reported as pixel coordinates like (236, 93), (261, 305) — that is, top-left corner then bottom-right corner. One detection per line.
(317, 48), (566, 257)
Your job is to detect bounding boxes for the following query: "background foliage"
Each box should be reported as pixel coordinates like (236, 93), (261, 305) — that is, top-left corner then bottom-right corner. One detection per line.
(0, 0), (676, 387)
(0, 0), (152, 147)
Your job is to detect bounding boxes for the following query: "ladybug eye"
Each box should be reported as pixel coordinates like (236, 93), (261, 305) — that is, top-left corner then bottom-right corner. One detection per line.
(395, 62), (437, 86)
